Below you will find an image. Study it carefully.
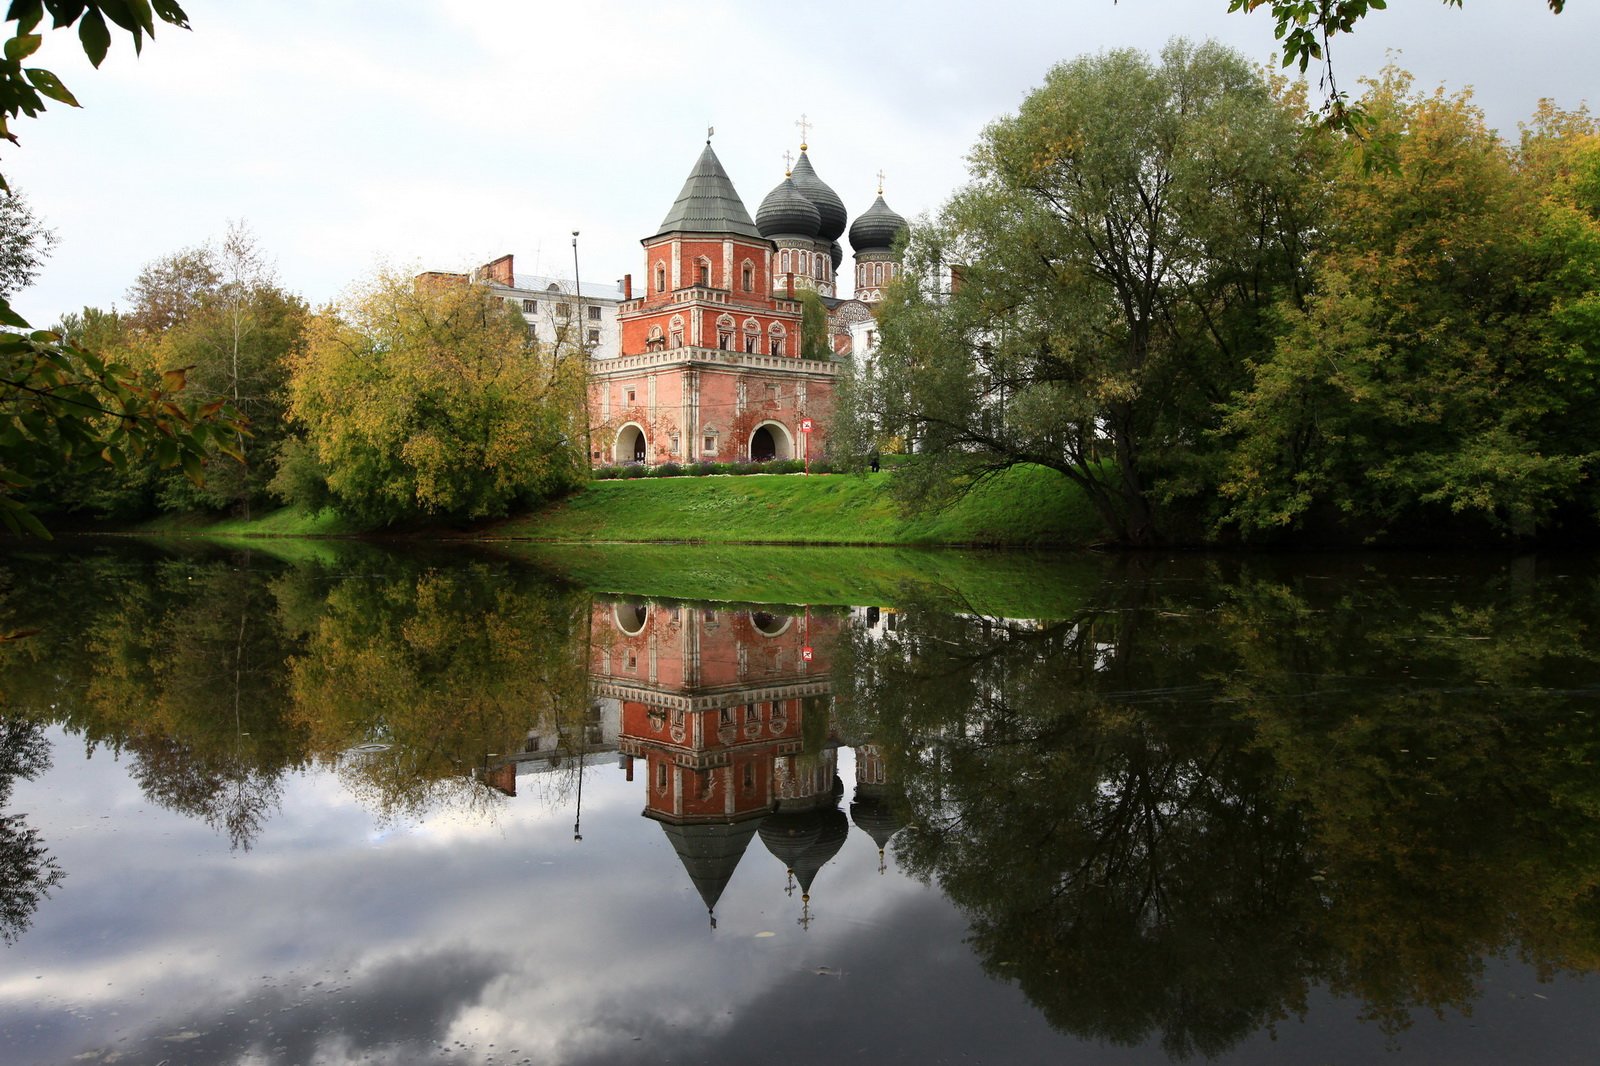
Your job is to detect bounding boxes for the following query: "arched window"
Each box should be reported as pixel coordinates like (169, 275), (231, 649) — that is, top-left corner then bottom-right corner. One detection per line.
(769, 323), (786, 357)
(779, 249), (790, 275)
(741, 260), (755, 292)
(654, 260), (666, 293)
(670, 314), (685, 348)
(646, 324), (665, 352)
(743, 318), (761, 354)
(716, 313), (735, 351)
(696, 257), (712, 287)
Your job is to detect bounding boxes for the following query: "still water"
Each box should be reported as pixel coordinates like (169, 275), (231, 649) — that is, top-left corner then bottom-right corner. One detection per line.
(3, 540), (1600, 1064)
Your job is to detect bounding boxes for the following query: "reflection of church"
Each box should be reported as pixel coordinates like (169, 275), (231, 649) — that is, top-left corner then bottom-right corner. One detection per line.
(591, 598), (905, 927)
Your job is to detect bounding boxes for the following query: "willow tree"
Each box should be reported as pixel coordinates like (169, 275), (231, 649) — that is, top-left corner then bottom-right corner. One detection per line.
(285, 271), (587, 526)
(870, 40), (1322, 545)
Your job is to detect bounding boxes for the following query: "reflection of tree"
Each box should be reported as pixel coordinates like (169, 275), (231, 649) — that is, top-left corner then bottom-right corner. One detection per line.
(839, 557), (1600, 1058)
(286, 561), (591, 823)
(0, 714), (64, 943)
(2, 548), (306, 850)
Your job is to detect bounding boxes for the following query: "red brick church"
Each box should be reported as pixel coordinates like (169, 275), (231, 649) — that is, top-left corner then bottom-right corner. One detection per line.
(588, 133), (906, 467)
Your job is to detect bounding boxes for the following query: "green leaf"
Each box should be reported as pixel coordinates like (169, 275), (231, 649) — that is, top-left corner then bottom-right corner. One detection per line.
(149, 0), (187, 29)
(0, 296), (31, 328)
(4, 32), (42, 61)
(45, 1), (86, 29)
(7, 2), (46, 35)
(24, 67), (79, 106)
(77, 7), (109, 66)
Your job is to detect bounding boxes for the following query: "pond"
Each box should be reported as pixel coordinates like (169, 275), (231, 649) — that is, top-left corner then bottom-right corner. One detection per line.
(3, 540), (1600, 1064)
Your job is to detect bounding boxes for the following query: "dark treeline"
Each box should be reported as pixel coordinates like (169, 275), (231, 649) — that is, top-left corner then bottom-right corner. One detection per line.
(844, 42), (1600, 547)
(835, 554), (1600, 1056)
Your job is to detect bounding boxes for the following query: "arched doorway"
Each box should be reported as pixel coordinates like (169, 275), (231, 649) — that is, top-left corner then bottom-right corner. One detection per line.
(614, 424), (648, 463)
(748, 421), (793, 462)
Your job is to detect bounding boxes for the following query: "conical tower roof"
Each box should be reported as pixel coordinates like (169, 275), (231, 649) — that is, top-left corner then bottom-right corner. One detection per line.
(657, 816), (766, 916)
(789, 151), (848, 242)
(652, 142), (764, 241)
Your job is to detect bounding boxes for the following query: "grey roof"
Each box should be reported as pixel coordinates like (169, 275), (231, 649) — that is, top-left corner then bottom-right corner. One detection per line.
(789, 151), (848, 242)
(652, 142), (764, 241)
(848, 195), (908, 254)
(658, 817), (765, 914)
(508, 273), (628, 302)
(755, 175), (822, 239)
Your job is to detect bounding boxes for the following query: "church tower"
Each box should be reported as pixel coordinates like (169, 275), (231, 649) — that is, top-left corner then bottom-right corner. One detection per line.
(848, 176), (909, 304)
(595, 137), (839, 466)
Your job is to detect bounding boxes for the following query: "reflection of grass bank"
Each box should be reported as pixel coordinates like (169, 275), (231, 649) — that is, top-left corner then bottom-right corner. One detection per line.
(499, 541), (1105, 617)
(494, 466), (1103, 547)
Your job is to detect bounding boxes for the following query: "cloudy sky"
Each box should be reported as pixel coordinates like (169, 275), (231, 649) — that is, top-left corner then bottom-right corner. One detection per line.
(6, 0), (1598, 325)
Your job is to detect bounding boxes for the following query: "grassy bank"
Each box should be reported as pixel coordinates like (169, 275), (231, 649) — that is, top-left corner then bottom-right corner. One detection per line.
(493, 465), (1102, 547)
(117, 464), (1103, 549)
(497, 540), (1107, 616)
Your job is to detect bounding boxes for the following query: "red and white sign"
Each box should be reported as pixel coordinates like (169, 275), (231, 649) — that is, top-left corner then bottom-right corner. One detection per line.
(802, 646), (814, 662)
(800, 418), (814, 433)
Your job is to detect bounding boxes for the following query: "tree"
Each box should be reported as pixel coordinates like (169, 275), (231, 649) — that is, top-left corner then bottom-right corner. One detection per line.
(868, 40), (1321, 544)
(797, 287), (831, 360)
(284, 270), (587, 526)
(138, 225), (307, 516)
(1223, 1), (1566, 131)
(1217, 72), (1600, 540)
(0, 186), (54, 298)
(0, 1), (242, 535)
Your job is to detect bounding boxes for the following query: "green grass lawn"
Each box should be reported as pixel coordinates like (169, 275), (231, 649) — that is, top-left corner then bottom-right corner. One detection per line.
(494, 465), (1103, 547)
(498, 540), (1107, 616)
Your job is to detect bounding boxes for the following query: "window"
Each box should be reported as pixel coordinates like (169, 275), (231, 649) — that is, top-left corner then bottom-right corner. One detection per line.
(656, 763), (668, 791)
(696, 257), (711, 287)
(655, 263), (666, 292)
(742, 262), (754, 292)
(780, 250), (790, 275)
(766, 383), (779, 403)
(522, 298), (536, 313)
(720, 707), (733, 726)
(703, 434), (717, 455)
(742, 763), (755, 793)
(588, 328), (600, 343)
(625, 387), (636, 403)
(556, 303), (571, 319)
(670, 434), (680, 455)
(588, 305), (601, 321)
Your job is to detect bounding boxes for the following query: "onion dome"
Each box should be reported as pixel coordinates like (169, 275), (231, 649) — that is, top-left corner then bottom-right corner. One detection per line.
(755, 176), (822, 239)
(829, 241), (843, 271)
(849, 194), (908, 254)
(652, 141), (763, 241)
(789, 151), (847, 242)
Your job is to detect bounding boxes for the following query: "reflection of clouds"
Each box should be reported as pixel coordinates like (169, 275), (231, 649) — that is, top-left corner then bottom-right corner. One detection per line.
(8, 735), (990, 1065)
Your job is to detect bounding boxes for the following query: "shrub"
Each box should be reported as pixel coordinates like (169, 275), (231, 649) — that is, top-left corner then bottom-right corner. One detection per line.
(768, 459), (804, 475)
(621, 463), (650, 479)
(592, 465), (624, 480)
(809, 459), (833, 474)
(711, 462), (736, 475)
(733, 461), (761, 475)
(690, 461), (715, 476)
(657, 462), (683, 478)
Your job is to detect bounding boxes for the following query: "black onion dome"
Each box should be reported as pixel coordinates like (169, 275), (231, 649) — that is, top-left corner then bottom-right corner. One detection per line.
(755, 176), (822, 239)
(829, 240), (843, 271)
(789, 151), (847, 242)
(849, 195), (908, 254)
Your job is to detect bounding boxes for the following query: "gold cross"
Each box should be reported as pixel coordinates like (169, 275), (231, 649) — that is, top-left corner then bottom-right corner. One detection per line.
(876, 169), (886, 195)
(783, 149), (793, 176)
(795, 113), (812, 150)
